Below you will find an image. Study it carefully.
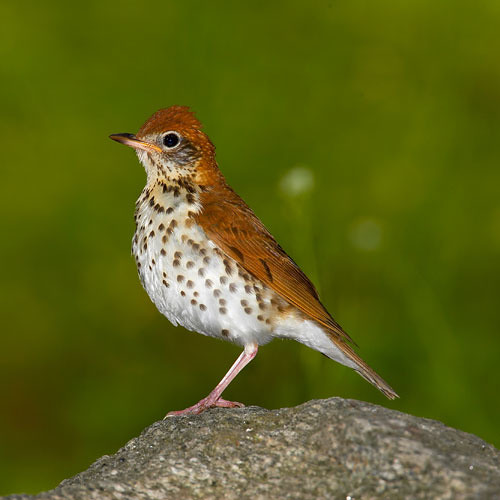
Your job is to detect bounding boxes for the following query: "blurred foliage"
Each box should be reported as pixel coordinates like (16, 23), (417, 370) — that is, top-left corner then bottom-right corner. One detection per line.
(1, 0), (500, 494)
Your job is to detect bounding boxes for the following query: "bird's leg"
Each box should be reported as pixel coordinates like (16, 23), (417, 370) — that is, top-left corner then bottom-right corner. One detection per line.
(166, 343), (258, 417)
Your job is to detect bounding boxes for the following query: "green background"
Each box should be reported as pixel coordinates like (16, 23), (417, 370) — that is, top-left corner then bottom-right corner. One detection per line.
(1, 0), (499, 495)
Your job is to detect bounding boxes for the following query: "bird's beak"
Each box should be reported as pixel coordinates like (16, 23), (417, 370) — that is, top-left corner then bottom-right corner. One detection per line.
(109, 133), (163, 154)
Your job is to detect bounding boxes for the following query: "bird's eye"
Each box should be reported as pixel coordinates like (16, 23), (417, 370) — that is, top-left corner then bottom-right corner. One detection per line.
(163, 132), (180, 148)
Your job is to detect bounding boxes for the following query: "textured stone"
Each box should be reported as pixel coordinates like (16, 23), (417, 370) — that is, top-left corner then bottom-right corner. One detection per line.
(5, 398), (500, 499)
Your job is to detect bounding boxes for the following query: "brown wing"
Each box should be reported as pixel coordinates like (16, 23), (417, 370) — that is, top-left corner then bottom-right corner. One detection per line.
(195, 183), (355, 346)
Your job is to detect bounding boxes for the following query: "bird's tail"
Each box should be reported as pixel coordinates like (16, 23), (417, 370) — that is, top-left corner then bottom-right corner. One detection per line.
(336, 341), (399, 400)
(353, 360), (399, 400)
(283, 317), (398, 399)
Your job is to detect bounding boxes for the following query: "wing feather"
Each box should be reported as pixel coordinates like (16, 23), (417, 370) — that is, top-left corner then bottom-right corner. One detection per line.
(195, 185), (355, 345)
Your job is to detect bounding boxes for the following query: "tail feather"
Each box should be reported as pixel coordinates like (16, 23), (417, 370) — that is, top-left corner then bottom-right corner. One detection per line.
(354, 365), (399, 400)
(337, 341), (399, 400)
(279, 317), (398, 399)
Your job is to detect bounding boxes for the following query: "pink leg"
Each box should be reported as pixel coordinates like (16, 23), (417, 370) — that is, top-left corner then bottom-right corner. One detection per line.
(166, 343), (258, 417)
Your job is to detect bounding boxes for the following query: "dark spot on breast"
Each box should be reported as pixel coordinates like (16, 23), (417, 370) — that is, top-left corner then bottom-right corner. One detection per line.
(259, 302), (266, 310)
(257, 315), (264, 321)
(245, 285), (253, 294)
(221, 329), (230, 337)
(158, 223), (165, 231)
(162, 235), (168, 243)
(173, 259), (180, 266)
(238, 269), (250, 281)
(199, 304), (207, 311)
(149, 198), (155, 207)
(240, 300), (248, 307)
(229, 283), (237, 293)
(174, 251), (182, 259)
(244, 307), (252, 314)
(186, 193), (195, 204)
(198, 268), (205, 277)
(213, 289), (221, 298)
(163, 280), (169, 288)
(177, 275), (184, 283)
(186, 261), (195, 269)
(186, 280), (194, 288)
(166, 207), (174, 214)
(203, 256), (211, 265)
(220, 276), (228, 285)
(219, 298), (226, 306)
(149, 230), (155, 238)
(191, 299), (197, 306)
(192, 243), (200, 252)
(205, 279), (213, 288)
(193, 291), (199, 297)
(219, 307), (227, 315)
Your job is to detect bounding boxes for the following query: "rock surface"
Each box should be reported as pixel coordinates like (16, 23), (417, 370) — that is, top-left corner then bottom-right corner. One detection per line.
(5, 398), (500, 499)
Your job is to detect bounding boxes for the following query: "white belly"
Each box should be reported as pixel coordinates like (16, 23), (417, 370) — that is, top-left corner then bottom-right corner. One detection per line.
(132, 204), (274, 347)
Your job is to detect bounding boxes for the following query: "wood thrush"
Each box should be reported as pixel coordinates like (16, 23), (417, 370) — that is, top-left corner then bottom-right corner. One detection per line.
(110, 106), (398, 416)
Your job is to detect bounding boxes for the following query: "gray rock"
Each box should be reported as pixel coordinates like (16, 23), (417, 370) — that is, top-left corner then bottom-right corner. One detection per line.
(5, 398), (500, 499)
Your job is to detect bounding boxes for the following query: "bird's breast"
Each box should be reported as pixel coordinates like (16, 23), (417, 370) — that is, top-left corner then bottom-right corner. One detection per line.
(132, 186), (278, 346)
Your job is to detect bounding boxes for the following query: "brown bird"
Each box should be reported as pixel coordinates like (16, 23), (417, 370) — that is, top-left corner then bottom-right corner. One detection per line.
(110, 106), (398, 416)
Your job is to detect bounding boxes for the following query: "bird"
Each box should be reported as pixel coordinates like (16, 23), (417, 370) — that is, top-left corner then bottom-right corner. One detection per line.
(109, 106), (398, 416)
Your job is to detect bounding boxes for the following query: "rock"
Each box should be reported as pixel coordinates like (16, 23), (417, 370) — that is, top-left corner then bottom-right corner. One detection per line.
(5, 398), (500, 499)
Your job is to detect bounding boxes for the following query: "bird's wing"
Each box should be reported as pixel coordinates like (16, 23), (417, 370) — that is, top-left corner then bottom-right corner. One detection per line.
(195, 184), (355, 345)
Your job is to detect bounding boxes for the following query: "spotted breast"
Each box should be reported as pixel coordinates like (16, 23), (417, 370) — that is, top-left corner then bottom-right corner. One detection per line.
(132, 177), (284, 347)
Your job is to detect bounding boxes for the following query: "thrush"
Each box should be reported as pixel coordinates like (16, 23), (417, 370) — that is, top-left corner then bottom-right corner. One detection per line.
(110, 106), (398, 416)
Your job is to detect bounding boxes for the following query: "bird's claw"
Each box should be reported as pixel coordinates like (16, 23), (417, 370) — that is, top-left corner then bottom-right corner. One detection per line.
(164, 397), (245, 417)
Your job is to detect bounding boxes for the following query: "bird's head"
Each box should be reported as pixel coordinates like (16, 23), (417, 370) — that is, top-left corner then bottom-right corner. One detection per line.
(110, 106), (217, 184)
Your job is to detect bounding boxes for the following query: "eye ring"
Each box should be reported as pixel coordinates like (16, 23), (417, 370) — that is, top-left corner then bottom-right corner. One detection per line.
(162, 131), (181, 148)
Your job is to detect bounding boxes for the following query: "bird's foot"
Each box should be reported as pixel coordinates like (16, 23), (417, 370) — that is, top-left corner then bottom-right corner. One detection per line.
(212, 398), (245, 408)
(165, 397), (245, 417)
